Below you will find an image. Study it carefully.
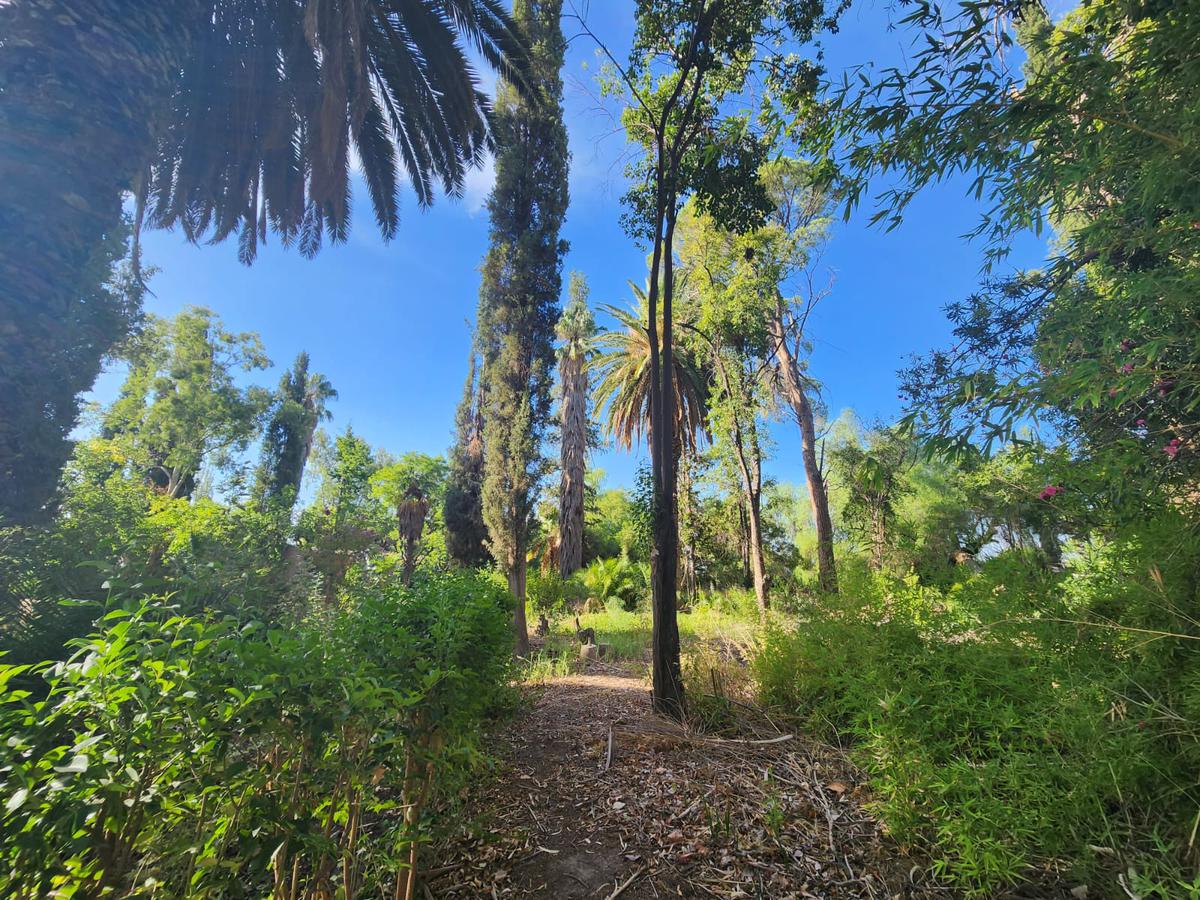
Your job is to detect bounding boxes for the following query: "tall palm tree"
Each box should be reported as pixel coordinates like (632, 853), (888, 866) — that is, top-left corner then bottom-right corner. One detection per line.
(0, 0), (527, 523)
(256, 351), (337, 511)
(592, 283), (709, 460)
(556, 272), (595, 579)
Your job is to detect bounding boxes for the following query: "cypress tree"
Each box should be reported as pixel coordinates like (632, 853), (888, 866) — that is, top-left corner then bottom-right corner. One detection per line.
(477, 0), (569, 655)
(444, 352), (491, 567)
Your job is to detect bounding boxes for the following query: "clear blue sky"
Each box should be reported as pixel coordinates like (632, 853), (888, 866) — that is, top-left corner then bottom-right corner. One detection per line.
(88, 0), (1048, 492)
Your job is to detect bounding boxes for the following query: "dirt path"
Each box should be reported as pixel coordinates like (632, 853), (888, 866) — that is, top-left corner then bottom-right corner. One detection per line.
(427, 665), (932, 899)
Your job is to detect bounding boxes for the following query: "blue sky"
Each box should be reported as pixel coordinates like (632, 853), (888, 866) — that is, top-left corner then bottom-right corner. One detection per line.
(87, 0), (1049, 492)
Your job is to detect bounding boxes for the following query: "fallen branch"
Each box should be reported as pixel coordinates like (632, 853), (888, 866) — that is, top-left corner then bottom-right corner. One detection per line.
(696, 733), (794, 746)
(606, 864), (647, 900)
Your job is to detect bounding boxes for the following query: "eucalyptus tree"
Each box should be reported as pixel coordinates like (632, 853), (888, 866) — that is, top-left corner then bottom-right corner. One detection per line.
(573, 0), (836, 715)
(0, 0), (528, 524)
(477, 0), (569, 655)
(557, 272), (596, 579)
(675, 205), (773, 609)
(678, 161), (839, 592)
(102, 307), (270, 500)
(255, 352), (336, 512)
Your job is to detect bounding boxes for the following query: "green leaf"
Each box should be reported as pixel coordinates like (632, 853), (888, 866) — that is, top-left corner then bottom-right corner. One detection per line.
(5, 787), (28, 813)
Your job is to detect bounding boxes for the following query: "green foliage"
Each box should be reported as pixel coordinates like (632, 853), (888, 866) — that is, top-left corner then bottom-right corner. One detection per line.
(525, 568), (588, 616)
(103, 307), (271, 499)
(0, 224), (143, 525)
(0, 571), (512, 897)
(444, 353), (490, 568)
(254, 351), (336, 510)
(578, 556), (647, 612)
(477, 0), (569, 609)
(754, 533), (1200, 895)
(828, 0), (1200, 505)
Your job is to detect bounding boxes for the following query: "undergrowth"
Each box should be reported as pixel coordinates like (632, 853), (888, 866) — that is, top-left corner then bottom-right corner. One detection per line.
(753, 536), (1200, 897)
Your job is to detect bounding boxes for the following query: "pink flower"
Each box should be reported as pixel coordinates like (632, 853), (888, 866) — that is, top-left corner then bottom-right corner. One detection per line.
(1108, 388), (1119, 397)
(1136, 419), (1146, 427)
(1120, 339), (1135, 352)
(1164, 438), (1182, 459)
(1119, 363), (1134, 374)
(1039, 485), (1063, 500)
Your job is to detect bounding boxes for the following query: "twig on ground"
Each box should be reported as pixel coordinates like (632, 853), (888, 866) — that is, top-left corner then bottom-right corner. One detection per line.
(605, 864), (647, 899)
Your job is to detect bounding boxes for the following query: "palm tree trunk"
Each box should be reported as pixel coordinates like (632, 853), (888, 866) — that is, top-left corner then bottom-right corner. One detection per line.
(770, 310), (838, 593)
(558, 354), (587, 578)
(0, 0), (205, 523)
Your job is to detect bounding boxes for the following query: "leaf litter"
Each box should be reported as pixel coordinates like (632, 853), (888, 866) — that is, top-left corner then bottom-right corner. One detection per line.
(426, 662), (945, 898)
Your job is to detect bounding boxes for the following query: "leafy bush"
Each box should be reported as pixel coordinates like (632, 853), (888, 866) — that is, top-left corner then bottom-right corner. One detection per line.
(525, 569), (588, 615)
(754, 550), (1200, 896)
(0, 571), (512, 898)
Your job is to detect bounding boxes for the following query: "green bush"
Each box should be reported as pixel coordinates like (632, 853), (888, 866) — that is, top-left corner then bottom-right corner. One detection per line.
(0, 570), (512, 898)
(526, 568), (588, 615)
(754, 552), (1200, 896)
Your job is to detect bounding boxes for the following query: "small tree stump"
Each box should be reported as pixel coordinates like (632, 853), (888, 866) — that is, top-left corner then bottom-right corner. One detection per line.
(579, 643), (609, 661)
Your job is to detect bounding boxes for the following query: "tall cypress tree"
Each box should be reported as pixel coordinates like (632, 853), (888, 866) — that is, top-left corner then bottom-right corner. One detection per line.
(477, 0), (569, 655)
(444, 351), (491, 567)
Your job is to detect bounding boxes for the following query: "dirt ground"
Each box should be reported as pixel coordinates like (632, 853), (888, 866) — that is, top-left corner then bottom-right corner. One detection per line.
(425, 664), (941, 899)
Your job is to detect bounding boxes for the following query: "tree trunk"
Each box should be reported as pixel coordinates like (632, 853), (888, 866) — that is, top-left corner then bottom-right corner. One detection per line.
(730, 423), (767, 611)
(712, 349), (768, 610)
(646, 183), (685, 721)
(870, 507), (887, 571)
(558, 353), (587, 578)
(746, 491), (768, 612)
(0, 0), (204, 523)
(508, 555), (529, 657)
(1039, 521), (1063, 569)
(678, 455), (698, 602)
(770, 310), (838, 593)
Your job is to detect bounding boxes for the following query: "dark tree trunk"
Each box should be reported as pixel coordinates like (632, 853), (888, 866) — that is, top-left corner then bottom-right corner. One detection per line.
(770, 310), (838, 593)
(646, 182), (685, 721)
(0, 0), (204, 523)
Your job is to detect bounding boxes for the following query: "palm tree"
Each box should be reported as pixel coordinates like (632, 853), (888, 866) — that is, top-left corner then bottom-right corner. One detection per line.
(256, 352), (337, 511)
(592, 283), (709, 460)
(0, 0), (527, 523)
(557, 272), (595, 579)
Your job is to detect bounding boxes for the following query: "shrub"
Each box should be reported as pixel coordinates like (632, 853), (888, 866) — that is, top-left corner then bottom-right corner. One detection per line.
(0, 570), (512, 898)
(753, 555), (1200, 896)
(577, 557), (644, 611)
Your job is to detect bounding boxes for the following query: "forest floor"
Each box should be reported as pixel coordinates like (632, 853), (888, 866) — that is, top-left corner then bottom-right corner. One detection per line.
(426, 655), (937, 899)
